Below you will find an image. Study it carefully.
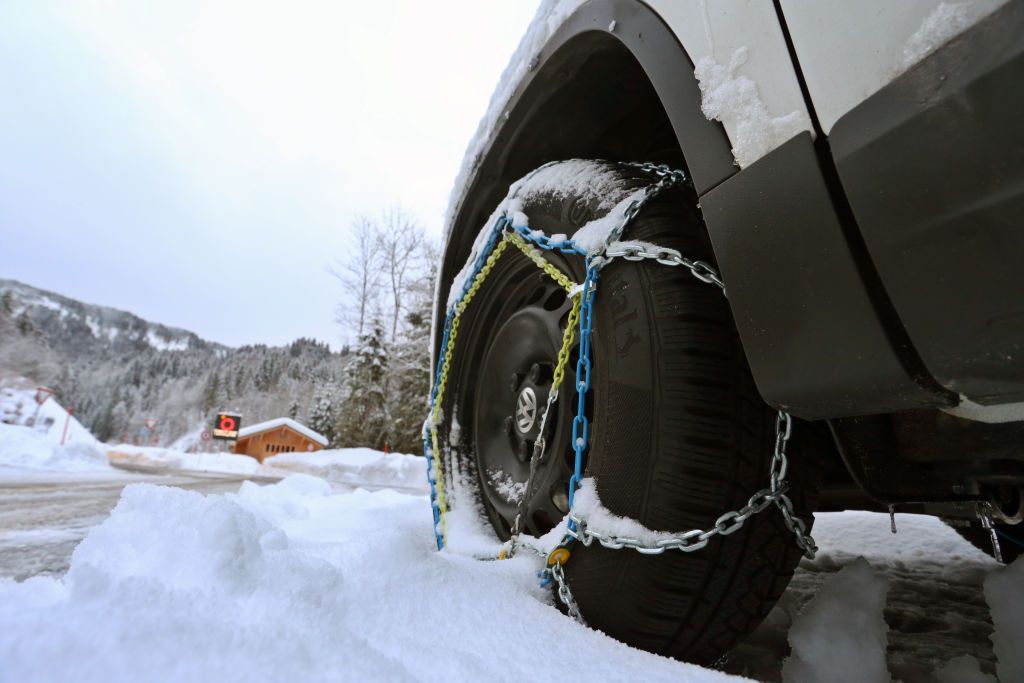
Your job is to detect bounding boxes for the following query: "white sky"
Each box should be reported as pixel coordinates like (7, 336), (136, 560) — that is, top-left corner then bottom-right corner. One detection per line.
(0, 1), (539, 348)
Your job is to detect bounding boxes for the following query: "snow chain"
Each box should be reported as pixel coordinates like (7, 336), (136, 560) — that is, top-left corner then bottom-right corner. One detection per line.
(424, 162), (818, 624)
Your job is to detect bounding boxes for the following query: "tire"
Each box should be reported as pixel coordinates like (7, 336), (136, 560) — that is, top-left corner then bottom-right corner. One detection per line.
(954, 522), (1024, 564)
(443, 160), (820, 665)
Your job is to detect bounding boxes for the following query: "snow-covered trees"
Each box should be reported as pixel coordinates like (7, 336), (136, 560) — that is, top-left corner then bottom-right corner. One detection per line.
(330, 210), (436, 453)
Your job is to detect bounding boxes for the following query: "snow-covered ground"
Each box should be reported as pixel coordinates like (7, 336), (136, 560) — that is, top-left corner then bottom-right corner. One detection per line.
(266, 448), (429, 492)
(0, 474), (1019, 683)
(0, 386), (99, 448)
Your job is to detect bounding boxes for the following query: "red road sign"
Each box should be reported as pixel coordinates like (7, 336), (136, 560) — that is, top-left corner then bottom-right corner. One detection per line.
(212, 412), (242, 440)
(144, 417), (159, 430)
(200, 429), (212, 442)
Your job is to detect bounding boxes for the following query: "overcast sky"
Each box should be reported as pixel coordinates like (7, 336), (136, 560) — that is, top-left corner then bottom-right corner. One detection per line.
(0, 1), (539, 348)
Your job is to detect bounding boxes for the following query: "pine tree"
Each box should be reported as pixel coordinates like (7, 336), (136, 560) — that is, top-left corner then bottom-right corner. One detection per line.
(307, 391), (337, 446)
(335, 319), (388, 448)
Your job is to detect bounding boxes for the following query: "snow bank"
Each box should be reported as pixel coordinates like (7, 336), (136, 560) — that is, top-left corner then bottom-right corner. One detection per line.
(265, 448), (428, 492)
(0, 478), (740, 683)
(694, 47), (809, 168)
(0, 386), (99, 447)
(984, 556), (1024, 682)
(106, 444), (269, 477)
(0, 422), (109, 472)
(782, 557), (890, 683)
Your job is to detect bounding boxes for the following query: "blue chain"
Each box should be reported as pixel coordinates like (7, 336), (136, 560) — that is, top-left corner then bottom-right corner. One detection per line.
(424, 215), (509, 550)
(567, 261), (598, 531)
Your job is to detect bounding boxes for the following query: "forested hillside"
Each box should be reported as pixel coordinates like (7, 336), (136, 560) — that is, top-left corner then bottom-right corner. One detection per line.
(0, 261), (431, 454)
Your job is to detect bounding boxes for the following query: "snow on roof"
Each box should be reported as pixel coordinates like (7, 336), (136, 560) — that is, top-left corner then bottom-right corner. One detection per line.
(236, 418), (328, 446)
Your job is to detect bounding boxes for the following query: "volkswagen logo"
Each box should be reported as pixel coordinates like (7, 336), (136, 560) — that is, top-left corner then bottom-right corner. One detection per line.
(515, 387), (538, 433)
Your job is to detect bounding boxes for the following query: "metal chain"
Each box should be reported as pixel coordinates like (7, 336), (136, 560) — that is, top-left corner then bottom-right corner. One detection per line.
(428, 162), (819, 641)
(976, 501), (1004, 563)
(567, 411), (817, 558)
(550, 561), (585, 624)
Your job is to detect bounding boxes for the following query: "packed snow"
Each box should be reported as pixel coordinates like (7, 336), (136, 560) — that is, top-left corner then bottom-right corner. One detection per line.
(0, 476), (738, 683)
(2, 467), (1021, 681)
(266, 448), (429, 492)
(781, 557), (890, 683)
(693, 47), (809, 169)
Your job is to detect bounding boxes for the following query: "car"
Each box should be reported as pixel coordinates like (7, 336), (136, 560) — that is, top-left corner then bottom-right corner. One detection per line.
(427, 0), (1024, 666)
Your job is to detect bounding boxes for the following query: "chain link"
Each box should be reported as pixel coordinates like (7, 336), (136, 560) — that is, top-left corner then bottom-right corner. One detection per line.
(550, 561), (585, 624)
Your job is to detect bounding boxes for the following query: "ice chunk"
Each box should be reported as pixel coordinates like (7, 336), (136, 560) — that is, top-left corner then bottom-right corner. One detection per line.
(782, 557), (890, 683)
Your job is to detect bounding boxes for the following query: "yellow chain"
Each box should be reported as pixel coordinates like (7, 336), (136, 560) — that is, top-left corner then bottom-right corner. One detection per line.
(431, 230), (581, 548)
(551, 296), (582, 393)
(506, 232), (577, 294)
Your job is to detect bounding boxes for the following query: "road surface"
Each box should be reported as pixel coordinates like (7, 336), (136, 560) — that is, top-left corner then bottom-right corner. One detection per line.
(0, 473), (248, 580)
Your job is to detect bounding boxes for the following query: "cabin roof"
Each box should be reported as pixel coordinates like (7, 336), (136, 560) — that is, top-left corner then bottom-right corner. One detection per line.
(236, 417), (328, 446)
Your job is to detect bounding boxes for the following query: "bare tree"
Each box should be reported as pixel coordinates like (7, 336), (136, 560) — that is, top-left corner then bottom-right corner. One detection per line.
(328, 217), (381, 346)
(376, 207), (426, 346)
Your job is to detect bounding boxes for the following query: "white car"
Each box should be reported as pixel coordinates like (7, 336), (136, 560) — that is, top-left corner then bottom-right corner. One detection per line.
(429, 0), (1023, 665)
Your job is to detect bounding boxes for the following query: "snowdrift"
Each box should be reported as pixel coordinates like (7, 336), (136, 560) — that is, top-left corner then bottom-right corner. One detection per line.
(266, 448), (429, 492)
(0, 386), (100, 448)
(0, 477), (737, 683)
(0, 422), (109, 473)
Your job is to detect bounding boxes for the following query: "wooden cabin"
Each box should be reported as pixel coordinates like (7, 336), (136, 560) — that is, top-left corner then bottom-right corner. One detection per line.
(232, 418), (328, 462)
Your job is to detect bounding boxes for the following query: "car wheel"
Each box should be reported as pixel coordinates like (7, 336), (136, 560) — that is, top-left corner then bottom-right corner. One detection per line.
(441, 160), (821, 665)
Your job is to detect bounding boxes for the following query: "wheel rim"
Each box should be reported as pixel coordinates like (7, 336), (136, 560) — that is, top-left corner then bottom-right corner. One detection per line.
(455, 248), (583, 538)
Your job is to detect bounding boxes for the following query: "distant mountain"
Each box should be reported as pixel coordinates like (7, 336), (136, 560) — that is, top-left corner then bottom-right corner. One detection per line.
(0, 278), (345, 445)
(0, 278), (221, 359)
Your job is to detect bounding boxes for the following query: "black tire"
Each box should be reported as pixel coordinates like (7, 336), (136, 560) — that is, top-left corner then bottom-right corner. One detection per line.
(443, 161), (820, 665)
(954, 522), (1024, 564)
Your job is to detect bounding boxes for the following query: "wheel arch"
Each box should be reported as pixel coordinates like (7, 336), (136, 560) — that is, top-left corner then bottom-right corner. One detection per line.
(437, 0), (737, 359)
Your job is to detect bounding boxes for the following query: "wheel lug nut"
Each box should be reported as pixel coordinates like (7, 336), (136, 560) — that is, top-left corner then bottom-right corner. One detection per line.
(529, 362), (550, 384)
(503, 417), (514, 435)
(518, 441), (530, 462)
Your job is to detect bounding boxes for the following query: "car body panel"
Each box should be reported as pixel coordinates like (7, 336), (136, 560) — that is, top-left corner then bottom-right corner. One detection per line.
(779, 0), (1008, 132)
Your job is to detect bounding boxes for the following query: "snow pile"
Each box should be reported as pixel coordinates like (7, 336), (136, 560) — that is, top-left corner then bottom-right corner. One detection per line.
(0, 477), (738, 683)
(782, 557), (890, 683)
(0, 385), (100, 447)
(694, 47), (809, 168)
(983, 556), (1024, 682)
(933, 655), (996, 683)
(266, 448), (429, 492)
(106, 444), (270, 477)
(901, 2), (1004, 71)
(0, 422), (109, 472)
